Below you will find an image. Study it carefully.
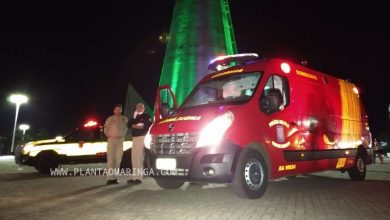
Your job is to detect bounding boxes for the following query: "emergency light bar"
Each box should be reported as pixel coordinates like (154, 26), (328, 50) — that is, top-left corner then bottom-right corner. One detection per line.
(208, 53), (259, 72)
(84, 120), (98, 127)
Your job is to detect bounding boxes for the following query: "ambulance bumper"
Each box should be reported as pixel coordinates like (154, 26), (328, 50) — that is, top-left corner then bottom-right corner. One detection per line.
(148, 140), (240, 183)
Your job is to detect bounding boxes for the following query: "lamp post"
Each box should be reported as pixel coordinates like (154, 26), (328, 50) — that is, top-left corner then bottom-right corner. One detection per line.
(8, 94), (28, 153)
(19, 124), (30, 145)
(388, 104), (390, 121)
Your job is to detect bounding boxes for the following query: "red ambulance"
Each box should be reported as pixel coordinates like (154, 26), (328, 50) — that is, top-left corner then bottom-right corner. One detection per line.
(144, 53), (373, 199)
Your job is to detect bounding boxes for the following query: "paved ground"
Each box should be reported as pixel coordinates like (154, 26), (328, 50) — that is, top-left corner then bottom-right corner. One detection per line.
(0, 156), (389, 220)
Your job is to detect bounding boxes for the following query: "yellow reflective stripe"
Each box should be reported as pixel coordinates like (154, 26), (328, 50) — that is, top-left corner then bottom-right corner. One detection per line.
(338, 80), (362, 148)
(296, 70), (318, 80)
(211, 69), (244, 78)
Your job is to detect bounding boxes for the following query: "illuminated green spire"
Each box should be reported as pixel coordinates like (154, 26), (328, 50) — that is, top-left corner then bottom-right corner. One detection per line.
(159, 0), (237, 105)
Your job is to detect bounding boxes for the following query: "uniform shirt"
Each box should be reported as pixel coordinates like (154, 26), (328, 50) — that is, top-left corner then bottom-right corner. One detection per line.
(128, 113), (152, 137)
(104, 115), (128, 139)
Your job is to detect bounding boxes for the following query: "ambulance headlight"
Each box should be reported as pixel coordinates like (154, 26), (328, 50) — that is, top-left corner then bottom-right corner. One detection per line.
(144, 129), (152, 149)
(196, 111), (234, 148)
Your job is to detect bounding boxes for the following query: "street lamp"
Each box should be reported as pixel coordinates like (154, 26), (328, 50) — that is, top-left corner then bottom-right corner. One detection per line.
(8, 94), (28, 153)
(388, 104), (390, 121)
(19, 124), (30, 135)
(19, 124), (30, 145)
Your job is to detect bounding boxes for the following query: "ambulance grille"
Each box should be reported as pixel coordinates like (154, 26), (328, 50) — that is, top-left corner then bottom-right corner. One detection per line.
(150, 133), (198, 155)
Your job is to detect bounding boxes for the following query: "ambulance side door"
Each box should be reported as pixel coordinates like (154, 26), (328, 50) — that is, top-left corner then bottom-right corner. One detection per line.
(258, 73), (301, 175)
(154, 85), (178, 122)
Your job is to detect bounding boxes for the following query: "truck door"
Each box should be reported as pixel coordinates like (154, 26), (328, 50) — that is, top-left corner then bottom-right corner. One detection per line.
(259, 74), (304, 175)
(259, 74), (296, 148)
(154, 85), (178, 122)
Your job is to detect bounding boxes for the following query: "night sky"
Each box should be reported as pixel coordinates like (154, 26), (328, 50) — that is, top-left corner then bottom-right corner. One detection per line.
(0, 0), (389, 139)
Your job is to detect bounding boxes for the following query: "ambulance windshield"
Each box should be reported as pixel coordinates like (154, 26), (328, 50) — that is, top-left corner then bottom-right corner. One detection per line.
(182, 72), (262, 108)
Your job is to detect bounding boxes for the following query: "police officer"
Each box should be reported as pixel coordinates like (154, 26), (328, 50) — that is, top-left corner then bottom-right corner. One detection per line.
(127, 103), (152, 185)
(104, 104), (128, 185)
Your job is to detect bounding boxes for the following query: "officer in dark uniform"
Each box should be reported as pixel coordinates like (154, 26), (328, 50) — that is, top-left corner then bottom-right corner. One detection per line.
(127, 103), (152, 184)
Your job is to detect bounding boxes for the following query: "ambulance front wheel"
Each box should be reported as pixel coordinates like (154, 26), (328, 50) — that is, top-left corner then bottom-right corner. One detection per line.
(35, 151), (59, 174)
(232, 149), (268, 199)
(348, 154), (366, 181)
(155, 177), (185, 189)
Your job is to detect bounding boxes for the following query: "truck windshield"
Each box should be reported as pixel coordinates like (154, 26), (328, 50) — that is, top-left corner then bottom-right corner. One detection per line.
(182, 72), (262, 108)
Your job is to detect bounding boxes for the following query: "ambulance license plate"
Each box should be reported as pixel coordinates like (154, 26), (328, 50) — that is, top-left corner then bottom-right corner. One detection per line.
(156, 158), (177, 170)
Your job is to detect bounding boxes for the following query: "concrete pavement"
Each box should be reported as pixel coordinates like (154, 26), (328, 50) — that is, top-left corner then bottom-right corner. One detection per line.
(0, 156), (389, 220)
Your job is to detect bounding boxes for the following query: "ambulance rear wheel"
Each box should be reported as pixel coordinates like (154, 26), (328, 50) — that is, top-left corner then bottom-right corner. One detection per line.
(232, 149), (268, 199)
(155, 177), (185, 189)
(35, 152), (59, 174)
(348, 154), (366, 181)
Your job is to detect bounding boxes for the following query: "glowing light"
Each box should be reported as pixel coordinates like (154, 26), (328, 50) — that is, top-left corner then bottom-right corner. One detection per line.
(303, 119), (310, 128)
(19, 124), (30, 131)
(84, 121), (97, 127)
(26, 141), (133, 157)
(55, 136), (64, 142)
(281, 63), (291, 74)
(352, 87), (359, 95)
(209, 53), (259, 65)
(336, 140), (363, 149)
(216, 64), (225, 71)
(196, 111), (234, 148)
(158, 33), (169, 43)
(156, 158), (177, 170)
(208, 53), (259, 71)
(8, 94), (28, 105)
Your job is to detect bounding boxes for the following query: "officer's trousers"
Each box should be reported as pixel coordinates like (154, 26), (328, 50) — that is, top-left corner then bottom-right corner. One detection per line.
(130, 136), (145, 180)
(106, 138), (124, 180)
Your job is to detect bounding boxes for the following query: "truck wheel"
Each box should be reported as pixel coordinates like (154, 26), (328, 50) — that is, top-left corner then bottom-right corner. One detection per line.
(232, 149), (268, 199)
(35, 152), (59, 174)
(155, 177), (185, 189)
(348, 154), (366, 181)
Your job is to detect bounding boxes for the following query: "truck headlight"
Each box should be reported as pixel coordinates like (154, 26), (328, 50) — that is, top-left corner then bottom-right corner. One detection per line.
(144, 128), (152, 149)
(22, 143), (34, 154)
(196, 111), (234, 148)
